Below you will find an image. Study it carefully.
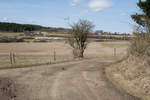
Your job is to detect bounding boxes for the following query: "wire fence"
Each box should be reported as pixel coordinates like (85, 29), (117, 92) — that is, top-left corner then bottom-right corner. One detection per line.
(0, 50), (74, 68)
(0, 47), (120, 69)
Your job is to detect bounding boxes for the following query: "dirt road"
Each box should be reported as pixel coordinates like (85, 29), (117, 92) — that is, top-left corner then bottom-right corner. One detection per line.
(0, 58), (139, 100)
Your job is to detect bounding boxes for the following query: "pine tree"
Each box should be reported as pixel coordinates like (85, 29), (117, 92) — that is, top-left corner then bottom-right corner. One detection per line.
(131, 0), (150, 32)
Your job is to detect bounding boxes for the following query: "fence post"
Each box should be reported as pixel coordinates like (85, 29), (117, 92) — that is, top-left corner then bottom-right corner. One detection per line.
(13, 53), (16, 64)
(10, 52), (13, 65)
(50, 51), (51, 64)
(54, 48), (56, 61)
(114, 48), (116, 56)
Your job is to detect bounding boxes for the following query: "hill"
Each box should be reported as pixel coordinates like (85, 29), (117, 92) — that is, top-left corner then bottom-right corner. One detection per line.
(0, 22), (69, 33)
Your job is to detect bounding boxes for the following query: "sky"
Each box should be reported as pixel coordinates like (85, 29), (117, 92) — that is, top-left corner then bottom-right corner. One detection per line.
(0, 0), (140, 33)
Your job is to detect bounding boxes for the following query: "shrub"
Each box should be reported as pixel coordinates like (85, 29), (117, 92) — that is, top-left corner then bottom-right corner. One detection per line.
(128, 30), (150, 57)
(68, 19), (94, 58)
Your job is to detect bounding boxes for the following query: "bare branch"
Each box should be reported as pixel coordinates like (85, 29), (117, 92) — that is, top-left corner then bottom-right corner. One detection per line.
(68, 19), (94, 58)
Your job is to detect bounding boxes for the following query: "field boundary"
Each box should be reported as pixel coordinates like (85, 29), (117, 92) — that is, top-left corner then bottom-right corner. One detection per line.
(0, 58), (76, 70)
(105, 63), (149, 100)
(0, 57), (99, 70)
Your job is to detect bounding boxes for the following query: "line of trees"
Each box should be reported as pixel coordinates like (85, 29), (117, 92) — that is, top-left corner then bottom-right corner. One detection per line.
(0, 22), (45, 32)
(0, 22), (70, 33)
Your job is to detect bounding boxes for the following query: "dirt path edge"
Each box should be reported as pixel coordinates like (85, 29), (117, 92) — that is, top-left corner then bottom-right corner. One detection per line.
(105, 66), (141, 100)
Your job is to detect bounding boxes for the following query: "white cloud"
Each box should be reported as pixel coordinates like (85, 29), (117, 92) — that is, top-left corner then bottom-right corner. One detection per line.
(0, 17), (9, 21)
(88, 0), (112, 12)
(3, 17), (8, 21)
(71, 0), (81, 6)
(120, 13), (126, 16)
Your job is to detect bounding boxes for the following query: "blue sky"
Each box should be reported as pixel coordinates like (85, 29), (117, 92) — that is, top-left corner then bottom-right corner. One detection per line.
(0, 0), (140, 33)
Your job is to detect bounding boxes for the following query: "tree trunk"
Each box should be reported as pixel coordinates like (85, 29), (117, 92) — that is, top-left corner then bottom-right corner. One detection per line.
(73, 48), (84, 58)
(79, 49), (84, 58)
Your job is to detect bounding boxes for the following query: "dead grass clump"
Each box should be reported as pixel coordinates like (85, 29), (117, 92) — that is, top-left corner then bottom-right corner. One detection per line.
(105, 31), (150, 100)
(106, 56), (150, 100)
(128, 32), (150, 57)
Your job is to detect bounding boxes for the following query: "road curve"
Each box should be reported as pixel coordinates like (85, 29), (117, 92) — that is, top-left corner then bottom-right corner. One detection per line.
(0, 59), (139, 100)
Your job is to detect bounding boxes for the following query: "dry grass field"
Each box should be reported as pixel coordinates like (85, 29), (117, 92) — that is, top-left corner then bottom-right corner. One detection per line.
(0, 41), (140, 100)
(0, 41), (128, 69)
(0, 32), (23, 38)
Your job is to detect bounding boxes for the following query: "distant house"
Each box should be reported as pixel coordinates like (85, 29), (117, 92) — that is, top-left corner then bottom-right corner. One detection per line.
(95, 30), (103, 35)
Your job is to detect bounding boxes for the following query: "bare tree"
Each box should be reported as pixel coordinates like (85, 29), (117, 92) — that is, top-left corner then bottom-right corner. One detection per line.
(68, 19), (94, 58)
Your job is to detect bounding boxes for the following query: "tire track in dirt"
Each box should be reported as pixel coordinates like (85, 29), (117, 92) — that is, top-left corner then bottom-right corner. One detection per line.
(50, 72), (63, 100)
(50, 68), (97, 100)
(0, 59), (139, 100)
(49, 59), (139, 100)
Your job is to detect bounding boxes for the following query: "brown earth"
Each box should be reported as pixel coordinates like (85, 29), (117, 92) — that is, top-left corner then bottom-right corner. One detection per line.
(0, 41), (140, 100)
(0, 58), (139, 100)
(0, 41), (128, 68)
(105, 56), (150, 100)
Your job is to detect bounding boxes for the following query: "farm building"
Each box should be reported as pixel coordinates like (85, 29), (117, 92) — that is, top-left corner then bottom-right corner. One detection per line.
(95, 30), (103, 35)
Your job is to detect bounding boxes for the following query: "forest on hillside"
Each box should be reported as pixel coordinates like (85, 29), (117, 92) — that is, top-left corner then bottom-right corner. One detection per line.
(0, 22), (68, 32)
(0, 22), (45, 32)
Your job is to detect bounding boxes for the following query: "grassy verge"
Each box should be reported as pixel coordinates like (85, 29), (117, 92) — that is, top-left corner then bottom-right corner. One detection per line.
(105, 62), (150, 100)
(0, 56), (96, 70)
(0, 58), (77, 70)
